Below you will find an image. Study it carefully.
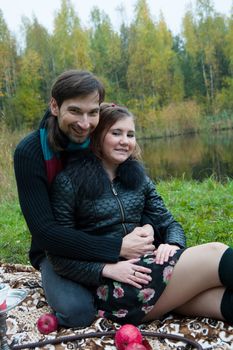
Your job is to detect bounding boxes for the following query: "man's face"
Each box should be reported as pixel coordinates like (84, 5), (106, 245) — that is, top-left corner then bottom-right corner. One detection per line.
(50, 91), (100, 143)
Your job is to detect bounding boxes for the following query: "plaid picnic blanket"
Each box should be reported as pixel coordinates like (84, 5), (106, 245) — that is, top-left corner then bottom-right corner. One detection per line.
(0, 262), (232, 350)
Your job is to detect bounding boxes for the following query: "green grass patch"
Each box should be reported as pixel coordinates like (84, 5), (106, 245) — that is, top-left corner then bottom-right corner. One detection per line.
(157, 178), (233, 247)
(1, 177), (232, 265)
(0, 200), (31, 264)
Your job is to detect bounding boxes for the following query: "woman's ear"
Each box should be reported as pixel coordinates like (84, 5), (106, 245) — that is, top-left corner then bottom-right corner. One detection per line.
(50, 98), (59, 116)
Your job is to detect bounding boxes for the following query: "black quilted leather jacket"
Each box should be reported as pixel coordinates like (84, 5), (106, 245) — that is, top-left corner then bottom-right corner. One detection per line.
(48, 153), (186, 287)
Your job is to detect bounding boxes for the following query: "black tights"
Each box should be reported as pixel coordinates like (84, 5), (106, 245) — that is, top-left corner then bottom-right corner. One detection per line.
(219, 247), (233, 325)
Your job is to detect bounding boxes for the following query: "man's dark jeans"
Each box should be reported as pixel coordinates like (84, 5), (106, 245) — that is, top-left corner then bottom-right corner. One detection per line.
(40, 257), (96, 327)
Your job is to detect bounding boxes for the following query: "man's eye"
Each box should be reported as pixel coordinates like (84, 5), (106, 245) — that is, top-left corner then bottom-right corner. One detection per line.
(69, 109), (79, 114)
(89, 111), (98, 117)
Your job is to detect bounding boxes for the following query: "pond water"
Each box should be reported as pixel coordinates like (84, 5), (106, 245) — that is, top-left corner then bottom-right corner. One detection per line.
(139, 129), (233, 182)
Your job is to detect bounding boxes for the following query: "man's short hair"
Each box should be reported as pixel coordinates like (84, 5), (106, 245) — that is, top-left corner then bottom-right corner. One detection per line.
(51, 70), (105, 108)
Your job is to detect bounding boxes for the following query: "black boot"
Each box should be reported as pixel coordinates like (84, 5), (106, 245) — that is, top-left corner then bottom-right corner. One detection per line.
(218, 247), (233, 289)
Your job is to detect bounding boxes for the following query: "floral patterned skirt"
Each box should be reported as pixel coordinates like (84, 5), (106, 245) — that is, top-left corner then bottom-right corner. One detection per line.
(95, 249), (185, 325)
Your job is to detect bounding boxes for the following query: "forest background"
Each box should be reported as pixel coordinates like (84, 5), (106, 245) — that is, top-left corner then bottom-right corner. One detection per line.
(1, 0), (233, 264)
(1, 0), (233, 136)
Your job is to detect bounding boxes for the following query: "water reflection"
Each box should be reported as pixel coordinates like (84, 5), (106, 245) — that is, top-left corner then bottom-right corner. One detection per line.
(139, 130), (233, 181)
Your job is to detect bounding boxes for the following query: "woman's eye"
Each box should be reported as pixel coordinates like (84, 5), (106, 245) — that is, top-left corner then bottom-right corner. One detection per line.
(112, 131), (120, 136)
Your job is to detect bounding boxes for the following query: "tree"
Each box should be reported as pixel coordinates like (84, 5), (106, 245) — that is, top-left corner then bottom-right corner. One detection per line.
(225, 7), (233, 74)
(89, 7), (122, 101)
(127, 0), (183, 114)
(182, 0), (228, 111)
(215, 8), (233, 111)
(12, 50), (45, 128)
(22, 16), (54, 101)
(52, 0), (92, 74)
(0, 10), (18, 118)
(127, 0), (156, 106)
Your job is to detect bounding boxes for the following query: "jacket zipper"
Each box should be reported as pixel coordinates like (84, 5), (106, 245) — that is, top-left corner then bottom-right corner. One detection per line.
(111, 183), (127, 236)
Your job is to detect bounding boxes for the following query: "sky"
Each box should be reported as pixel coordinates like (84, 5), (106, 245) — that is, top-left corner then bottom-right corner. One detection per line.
(0, 0), (232, 36)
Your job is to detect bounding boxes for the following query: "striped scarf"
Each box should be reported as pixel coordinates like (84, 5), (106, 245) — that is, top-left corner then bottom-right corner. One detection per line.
(40, 127), (90, 184)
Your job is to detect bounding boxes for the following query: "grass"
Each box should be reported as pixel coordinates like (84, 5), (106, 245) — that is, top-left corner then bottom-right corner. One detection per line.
(158, 178), (233, 248)
(0, 123), (232, 265)
(0, 123), (31, 264)
(0, 200), (30, 264)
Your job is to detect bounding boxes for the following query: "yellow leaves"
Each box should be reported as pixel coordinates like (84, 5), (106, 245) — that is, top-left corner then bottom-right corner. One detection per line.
(52, 0), (92, 71)
(20, 50), (42, 81)
(12, 49), (46, 127)
(127, 0), (183, 107)
(182, 12), (199, 57)
(158, 101), (201, 135)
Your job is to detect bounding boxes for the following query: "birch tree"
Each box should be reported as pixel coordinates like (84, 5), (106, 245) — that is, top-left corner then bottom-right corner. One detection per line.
(52, 0), (92, 73)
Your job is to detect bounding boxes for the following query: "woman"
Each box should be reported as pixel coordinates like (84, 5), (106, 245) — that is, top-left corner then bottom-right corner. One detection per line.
(49, 103), (233, 326)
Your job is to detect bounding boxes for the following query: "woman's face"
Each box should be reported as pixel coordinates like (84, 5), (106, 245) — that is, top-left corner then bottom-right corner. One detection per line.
(101, 116), (136, 169)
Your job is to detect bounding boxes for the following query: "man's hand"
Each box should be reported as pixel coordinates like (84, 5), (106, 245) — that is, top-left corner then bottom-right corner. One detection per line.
(102, 259), (152, 289)
(154, 244), (180, 264)
(120, 226), (155, 260)
(142, 224), (154, 237)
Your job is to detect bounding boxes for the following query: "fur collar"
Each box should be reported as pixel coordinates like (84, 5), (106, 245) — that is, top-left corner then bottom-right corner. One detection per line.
(65, 151), (146, 199)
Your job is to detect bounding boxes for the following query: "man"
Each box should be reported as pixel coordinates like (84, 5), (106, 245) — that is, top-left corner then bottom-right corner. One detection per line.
(14, 70), (155, 327)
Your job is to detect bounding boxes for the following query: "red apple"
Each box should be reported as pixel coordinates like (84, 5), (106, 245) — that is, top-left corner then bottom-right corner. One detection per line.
(115, 324), (143, 350)
(0, 300), (7, 311)
(142, 339), (153, 350)
(37, 313), (58, 334)
(125, 343), (147, 350)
